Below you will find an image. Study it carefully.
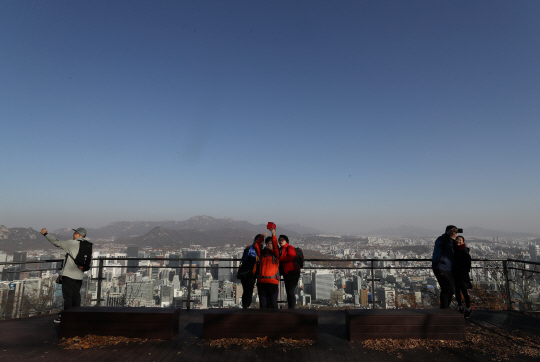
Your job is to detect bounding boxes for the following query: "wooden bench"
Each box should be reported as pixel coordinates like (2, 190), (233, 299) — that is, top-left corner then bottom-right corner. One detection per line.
(203, 309), (318, 341)
(59, 307), (181, 339)
(346, 309), (465, 341)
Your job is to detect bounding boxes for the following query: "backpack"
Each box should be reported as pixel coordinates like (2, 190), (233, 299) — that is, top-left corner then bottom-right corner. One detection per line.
(236, 245), (258, 279)
(68, 239), (93, 272)
(294, 247), (304, 268)
(258, 251), (279, 282)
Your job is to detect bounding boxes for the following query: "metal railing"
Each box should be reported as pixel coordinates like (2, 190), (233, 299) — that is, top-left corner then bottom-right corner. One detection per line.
(0, 259), (64, 319)
(1, 257), (539, 319)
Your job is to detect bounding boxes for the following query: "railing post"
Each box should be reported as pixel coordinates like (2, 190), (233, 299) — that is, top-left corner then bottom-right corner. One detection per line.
(371, 260), (376, 309)
(96, 259), (104, 307)
(503, 260), (512, 311)
(187, 260), (192, 311)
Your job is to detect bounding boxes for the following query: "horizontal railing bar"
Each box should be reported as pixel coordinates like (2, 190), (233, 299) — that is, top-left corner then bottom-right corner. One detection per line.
(0, 259), (63, 266)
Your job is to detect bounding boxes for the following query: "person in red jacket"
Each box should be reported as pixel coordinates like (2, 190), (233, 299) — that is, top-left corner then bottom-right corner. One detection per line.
(254, 227), (280, 308)
(278, 234), (301, 308)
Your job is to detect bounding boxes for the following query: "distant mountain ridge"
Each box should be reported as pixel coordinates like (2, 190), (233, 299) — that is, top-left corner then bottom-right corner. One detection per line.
(50, 215), (307, 240)
(366, 225), (539, 238)
(113, 226), (256, 248)
(0, 226), (45, 253)
(366, 225), (439, 237)
(1, 217), (538, 254)
(280, 223), (321, 235)
(463, 226), (538, 239)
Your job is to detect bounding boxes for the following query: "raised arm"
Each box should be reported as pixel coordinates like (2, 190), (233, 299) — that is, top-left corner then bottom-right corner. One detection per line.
(270, 228), (279, 258)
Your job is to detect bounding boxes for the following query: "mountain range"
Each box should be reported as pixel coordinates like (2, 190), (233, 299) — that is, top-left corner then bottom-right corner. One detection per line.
(1, 216), (538, 253)
(0, 216), (317, 253)
(364, 225), (539, 238)
(50, 215), (310, 239)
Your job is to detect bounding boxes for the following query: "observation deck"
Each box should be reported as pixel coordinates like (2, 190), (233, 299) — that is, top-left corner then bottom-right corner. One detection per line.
(1, 309), (539, 361)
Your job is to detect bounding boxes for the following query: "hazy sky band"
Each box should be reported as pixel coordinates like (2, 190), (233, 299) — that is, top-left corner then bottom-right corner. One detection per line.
(1, 1), (539, 234)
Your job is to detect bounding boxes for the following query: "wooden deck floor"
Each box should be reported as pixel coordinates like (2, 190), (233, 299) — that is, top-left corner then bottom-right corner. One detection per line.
(1, 309), (539, 362)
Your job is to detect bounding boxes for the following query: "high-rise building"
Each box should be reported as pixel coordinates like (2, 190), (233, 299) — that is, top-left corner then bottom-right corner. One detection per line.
(0, 252), (7, 273)
(210, 280), (219, 304)
(360, 289), (369, 306)
(223, 283), (233, 298)
(13, 252), (27, 264)
(235, 283), (243, 305)
(353, 275), (362, 293)
(13, 252), (27, 281)
(184, 250), (208, 274)
(218, 259), (232, 282)
(1, 281), (24, 318)
(126, 246), (139, 273)
(345, 280), (354, 294)
(167, 253), (181, 275)
(330, 290), (344, 305)
(181, 263), (197, 284)
(376, 286), (396, 309)
(312, 271), (334, 301)
(125, 281), (153, 306)
(160, 285), (172, 306)
(1, 266), (15, 281)
(529, 244), (539, 262)
(38, 254), (54, 274)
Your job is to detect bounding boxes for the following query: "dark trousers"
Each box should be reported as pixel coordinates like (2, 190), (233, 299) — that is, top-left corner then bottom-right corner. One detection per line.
(257, 282), (278, 309)
(455, 281), (471, 308)
(283, 274), (300, 309)
(240, 274), (256, 308)
(433, 268), (454, 309)
(61, 276), (83, 311)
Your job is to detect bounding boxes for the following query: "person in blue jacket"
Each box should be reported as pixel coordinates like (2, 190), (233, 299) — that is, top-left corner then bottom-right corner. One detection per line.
(432, 225), (460, 309)
(237, 234), (264, 309)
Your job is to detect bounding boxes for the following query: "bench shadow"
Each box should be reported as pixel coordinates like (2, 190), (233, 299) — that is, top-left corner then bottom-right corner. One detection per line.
(319, 323), (347, 339)
(184, 323), (204, 338)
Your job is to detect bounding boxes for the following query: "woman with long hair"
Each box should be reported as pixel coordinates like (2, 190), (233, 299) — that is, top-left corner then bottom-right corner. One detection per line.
(453, 235), (473, 318)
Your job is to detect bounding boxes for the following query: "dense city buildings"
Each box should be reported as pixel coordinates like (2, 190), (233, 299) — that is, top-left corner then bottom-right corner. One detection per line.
(1, 234), (539, 318)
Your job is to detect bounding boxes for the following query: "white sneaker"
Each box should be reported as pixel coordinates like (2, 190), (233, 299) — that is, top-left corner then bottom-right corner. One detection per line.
(54, 317), (61, 324)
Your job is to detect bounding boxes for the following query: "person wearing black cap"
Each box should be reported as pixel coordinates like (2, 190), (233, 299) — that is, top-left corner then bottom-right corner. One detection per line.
(41, 227), (88, 323)
(432, 225), (460, 309)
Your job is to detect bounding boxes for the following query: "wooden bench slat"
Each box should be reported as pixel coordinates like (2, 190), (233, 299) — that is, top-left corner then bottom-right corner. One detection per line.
(59, 307), (181, 340)
(59, 329), (175, 339)
(204, 324), (316, 333)
(347, 315), (464, 325)
(346, 309), (465, 341)
(350, 324), (465, 334)
(203, 310), (318, 341)
(203, 314), (317, 325)
(203, 332), (318, 340)
(61, 322), (178, 331)
(349, 332), (466, 341)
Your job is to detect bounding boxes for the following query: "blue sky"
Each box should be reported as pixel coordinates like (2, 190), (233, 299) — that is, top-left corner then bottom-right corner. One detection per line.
(1, 1), (539, 235)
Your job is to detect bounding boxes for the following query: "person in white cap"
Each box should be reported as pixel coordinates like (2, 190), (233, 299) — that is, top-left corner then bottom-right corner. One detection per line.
(41, 227), (87, 323)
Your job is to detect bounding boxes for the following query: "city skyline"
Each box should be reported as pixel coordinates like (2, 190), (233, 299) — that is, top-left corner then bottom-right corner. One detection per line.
(2, 1), (540, 235)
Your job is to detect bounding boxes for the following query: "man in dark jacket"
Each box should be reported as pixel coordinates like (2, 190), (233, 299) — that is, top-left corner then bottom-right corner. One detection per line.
(238, 234), (264, 308)
(432, 225), (460, 309)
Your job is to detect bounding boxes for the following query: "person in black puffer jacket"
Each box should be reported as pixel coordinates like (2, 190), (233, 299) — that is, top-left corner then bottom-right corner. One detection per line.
(432, 225), (458, 309)
(453, 235), (473, 318)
